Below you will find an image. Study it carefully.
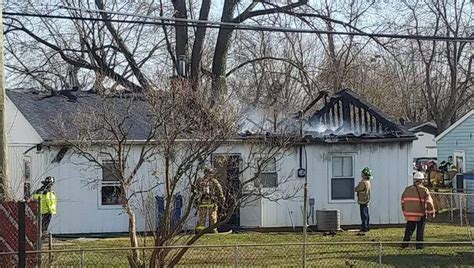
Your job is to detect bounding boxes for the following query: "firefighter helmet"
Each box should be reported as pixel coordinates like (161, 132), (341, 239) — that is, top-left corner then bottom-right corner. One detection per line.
(203, 167), (215, 174)
(361, 167), (373, 179)
(42, 176), (55, 185)
(413, 172), (425, 181)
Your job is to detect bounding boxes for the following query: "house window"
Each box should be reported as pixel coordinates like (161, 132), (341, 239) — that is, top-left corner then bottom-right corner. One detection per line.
(331, 156), (355, 200)
(101, 161), (123, 206)
(255, 157), (278, 188)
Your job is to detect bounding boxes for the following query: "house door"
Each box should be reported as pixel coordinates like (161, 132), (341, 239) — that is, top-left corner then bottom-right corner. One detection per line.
(453, 151), (466, 173)
(211, 154), (242, 229)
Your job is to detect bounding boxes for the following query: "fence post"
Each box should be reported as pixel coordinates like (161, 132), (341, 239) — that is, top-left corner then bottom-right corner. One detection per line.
(378, 242), (382, 267)
(302, 242), (307, 268)
(459, 194), (463, 227)
(233, 245), (239, 268)
(18, 201), (26, 268)
(48, 233), (52, 265)
(36, 199), (42, 267)
(80, 249), (84, 268)
(450, 194), (454, 223)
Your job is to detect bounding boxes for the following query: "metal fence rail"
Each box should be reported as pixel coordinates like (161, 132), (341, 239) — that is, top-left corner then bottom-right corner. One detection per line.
(1, 241), (473, 267)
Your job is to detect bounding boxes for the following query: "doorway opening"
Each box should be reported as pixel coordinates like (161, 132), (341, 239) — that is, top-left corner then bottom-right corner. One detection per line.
(211, 154), (242, 230)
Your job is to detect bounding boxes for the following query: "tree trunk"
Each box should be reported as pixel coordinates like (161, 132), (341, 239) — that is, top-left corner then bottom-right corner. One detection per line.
(325, 20), (341, 90)
(210, 0), (238, 105)
(150, 247), (170, 268)
(173, 0), (189, 75)
(190, 0), (212, 90)
(125, 202), (142, 267)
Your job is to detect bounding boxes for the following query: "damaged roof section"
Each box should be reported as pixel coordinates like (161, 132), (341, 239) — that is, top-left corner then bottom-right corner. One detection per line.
(304, 89), (416, 143)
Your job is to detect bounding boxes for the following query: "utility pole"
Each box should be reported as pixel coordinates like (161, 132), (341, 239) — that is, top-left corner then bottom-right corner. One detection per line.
(0, 0), (10, 201)
(298, 111), (308, 267)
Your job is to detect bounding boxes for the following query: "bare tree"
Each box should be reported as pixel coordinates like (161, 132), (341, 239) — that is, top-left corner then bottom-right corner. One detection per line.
(165, 0), (309, 104)
(148, 132), (298, 267)
(397, 0), (473, 131)
(4, 0), (169, 93)
(51, 80), (298, 267)
(142, 82), (299, 267)
(53, 90), (164, 267)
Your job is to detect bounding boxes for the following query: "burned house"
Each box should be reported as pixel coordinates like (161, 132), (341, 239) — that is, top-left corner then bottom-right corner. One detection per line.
(238, 89), (416, 228)
(6, 88), (415, 234)
(294, 89), (416, 226)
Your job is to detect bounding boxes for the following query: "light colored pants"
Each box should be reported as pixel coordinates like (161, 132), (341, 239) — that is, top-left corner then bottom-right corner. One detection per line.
(196, 204), (218, 232)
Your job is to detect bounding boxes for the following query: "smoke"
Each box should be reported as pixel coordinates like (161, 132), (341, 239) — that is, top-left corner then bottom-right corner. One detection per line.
(304, 121), (362, 136)
(304, 123), (337, 134)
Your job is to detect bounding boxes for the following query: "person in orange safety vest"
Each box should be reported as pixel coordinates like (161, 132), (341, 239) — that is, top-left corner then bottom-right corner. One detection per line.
(401, 172), (435, 249)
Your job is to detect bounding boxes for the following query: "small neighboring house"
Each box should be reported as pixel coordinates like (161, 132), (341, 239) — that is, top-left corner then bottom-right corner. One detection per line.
(405, 122), (438, 160)
(436, 110), (474, 174)
(6, 89), (415, 234)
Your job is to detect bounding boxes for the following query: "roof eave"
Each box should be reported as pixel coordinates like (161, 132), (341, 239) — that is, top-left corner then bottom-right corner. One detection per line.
(435, 110), (474, 142)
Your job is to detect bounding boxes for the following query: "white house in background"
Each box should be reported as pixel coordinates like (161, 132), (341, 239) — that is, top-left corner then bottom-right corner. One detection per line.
(6, 89), (415, 234)
(406, 122), (438, 160)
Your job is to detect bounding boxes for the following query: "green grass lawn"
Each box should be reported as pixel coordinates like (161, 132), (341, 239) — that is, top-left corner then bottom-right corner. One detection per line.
(54, 223), (471, 249)
(31, 223), (473, 267)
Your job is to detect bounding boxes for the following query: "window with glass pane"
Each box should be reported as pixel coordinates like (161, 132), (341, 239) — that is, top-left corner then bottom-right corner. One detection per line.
(331, 156), (355, 200)
(255, 157), (278, 188)
(101, 162), (122, 205)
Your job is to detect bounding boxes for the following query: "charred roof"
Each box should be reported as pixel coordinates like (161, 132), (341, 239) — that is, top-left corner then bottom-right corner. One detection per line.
(302, 89), (416, 143)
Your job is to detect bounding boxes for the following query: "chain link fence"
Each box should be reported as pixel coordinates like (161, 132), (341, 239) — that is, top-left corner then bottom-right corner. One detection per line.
(431, 192), (474, 228)
(0, 201), (41, 266)
(0, 241), (472, 267)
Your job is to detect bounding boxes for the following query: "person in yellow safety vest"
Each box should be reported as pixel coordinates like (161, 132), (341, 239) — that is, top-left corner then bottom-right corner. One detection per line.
(32, 177), (57, 236)
(401, 172), (435, 249)
(195, 167), (225, 233)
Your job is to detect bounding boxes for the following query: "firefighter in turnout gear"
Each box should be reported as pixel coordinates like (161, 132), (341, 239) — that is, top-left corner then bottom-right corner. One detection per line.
(195, 167), (225, 233)
(32, 177), (58, 237)
(355, 167), (372, 235)
(401, 172), (435, 249)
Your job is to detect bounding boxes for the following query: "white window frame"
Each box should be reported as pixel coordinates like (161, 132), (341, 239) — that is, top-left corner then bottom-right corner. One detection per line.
(254, 157), (278, 188)
(98, 160), (123, 210)
(328, 154), (357, 203)
(453, 151), (466, 174)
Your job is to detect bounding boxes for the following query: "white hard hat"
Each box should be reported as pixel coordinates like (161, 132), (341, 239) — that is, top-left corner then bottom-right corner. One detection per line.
(413, 172), (424, 181)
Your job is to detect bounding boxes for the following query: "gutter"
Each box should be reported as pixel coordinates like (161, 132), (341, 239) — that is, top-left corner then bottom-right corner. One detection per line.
(41, 134), (416, 147)
(41, 138), (251, 147)
(23, 143), (43, 155)
(312, 137), (417, 144)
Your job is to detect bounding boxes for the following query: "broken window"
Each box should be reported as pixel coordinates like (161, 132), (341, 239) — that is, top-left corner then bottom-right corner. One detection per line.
(331, 156), (355, 200)
(101, 161), (123, 206)
(255, 157), (278, 188)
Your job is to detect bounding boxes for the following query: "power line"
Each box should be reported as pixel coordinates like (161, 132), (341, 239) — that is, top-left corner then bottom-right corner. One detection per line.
(3, 9), (474, 43)
(58, 5), (474, 43)
(3, 12), (179, 27)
